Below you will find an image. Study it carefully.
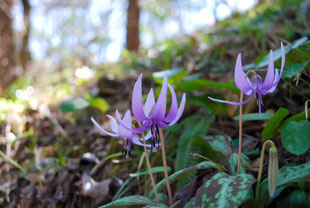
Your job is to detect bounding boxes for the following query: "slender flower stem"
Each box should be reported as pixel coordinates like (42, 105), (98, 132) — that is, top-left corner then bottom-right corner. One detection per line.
(237, 91), (244, 175)
(255, 140), (276, 199)
(159, 128), (173, 205)
(138, 122), (159, 201)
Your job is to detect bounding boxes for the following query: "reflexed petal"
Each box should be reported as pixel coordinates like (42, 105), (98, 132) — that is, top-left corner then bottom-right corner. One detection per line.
(234, 54), (253, 95)
(208, 93), (254, 106)
(118, 110), (132, 138)
(91, 117), (119, 137)
(158, 121), (168, 128)
(164, 84), (178, 123)
(272, 42), (286, 87)
(168, 93), (186, 126)
(116, 110), (149, 133)
(152, 73), (168, 120)
(132, 134), (160, 148)
(144, 88), (155, 117)
(262, 50), (275, 90)
(107, 115), (118, 133)
(132, 74), (147, 122)
(144, 130), (152, 140)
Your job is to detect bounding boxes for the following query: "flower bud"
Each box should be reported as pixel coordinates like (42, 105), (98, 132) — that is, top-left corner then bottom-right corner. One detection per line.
(268, 146), (278, 197)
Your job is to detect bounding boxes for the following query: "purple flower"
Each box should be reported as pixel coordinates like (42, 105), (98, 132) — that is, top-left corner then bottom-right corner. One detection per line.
(91, 110), (154, 158)
(208, 42), (285, 114)
(116, 74), (186, 151)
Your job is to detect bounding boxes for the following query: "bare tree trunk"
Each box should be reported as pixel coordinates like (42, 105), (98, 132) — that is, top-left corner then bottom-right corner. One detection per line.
(21, 0), (31, 74)
(126, 0), (140, 52)
(0, 0), (16, 94)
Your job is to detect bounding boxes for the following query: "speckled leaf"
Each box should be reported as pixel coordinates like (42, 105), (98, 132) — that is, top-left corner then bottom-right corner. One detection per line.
(281, 120), (310, 155)
(203, 135), (232, 159)
(184, 197), (195, 208)
(195, 173), (256, 208)
(228, 153), (250, 176)
(99, 195), (152, 208)
(143, 203), (168, 208)
(262, 108), (289, 140)
(149, 161), (217, 198)
(259, 160), (310, 201)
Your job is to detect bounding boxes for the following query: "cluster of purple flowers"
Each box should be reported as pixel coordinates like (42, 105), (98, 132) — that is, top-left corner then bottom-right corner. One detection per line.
(91, 74), (186, 157)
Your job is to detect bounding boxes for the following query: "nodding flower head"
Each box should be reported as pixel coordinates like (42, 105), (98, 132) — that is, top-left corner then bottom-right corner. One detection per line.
(208, 42), (285, 114)
(91, 110), (154, 158)
(116, 73), (186, 152)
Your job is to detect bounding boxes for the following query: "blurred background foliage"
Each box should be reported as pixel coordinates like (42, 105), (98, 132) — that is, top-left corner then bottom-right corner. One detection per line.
(0, 0), (310, 207)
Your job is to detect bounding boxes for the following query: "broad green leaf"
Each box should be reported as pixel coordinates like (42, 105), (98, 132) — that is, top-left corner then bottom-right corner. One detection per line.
(149, 161), (217, 198)
(89, 97), (109, 113)
(152, 68), (187, 84)
(289, 190), (308, 207)
(143, 204), (168, 208)
(60, 98), (89, 112)
(184, 197), (195, 208)
(187, 93), (226, 115)
(279, 109), (310, 129)
(202, 135), (232, 160)
(259, 160), (310, 202)
(129, 166), (171, 177)
(233, 113), (273, 121)
(175, 79), (239, 93)
(195, 173), (256, 208)
(262, 108), (289, 140)
(281, 120), (310, 155)
(228, 153), (250, 176)
(282, 61), (309, 78)
(99, 195), (152, 208)
(175, 113), (214, 171)
(291, 36), (308, 49)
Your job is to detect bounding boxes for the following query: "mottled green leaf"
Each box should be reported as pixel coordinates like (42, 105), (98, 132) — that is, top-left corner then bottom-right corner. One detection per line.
(202, 135), (232, 161)
(184, 197), (195, 208)
(99, 195), (152, 208)
(262, 108), (289, 140)
(282, 61), (309, 78)
(143, 203), (168, 208)
(228, 153), (250, 176)
(175, 79), (239, 93)
(279, 109), (310, 129)
(195, 173), (256, 208)
(60, 98), (89, 112)
(233, 113), (273, 121)
(281, 120), (310, 155)
(289, 190), (308, 208)
(149, 161), (217, 198)
(129, 166), (171, 177)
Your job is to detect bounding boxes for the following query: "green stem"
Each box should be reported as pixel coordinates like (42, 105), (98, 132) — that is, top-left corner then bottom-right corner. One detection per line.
(255, 140), (276, 199)
(0, 150), (27, 177)
(237, 91), (244, 174)
(159, 128), (173, 205)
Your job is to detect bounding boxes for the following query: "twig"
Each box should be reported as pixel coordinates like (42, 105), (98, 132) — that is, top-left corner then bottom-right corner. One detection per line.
(191, 153), (228, 172)
(159, 128), (173, 205)
(305, 100), (310, 120)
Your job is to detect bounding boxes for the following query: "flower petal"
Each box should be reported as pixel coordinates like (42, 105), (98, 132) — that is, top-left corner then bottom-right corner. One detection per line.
(152, 73), (168, 121)
(168, 93), (186, 126)
(132, 134), (160, 148)
(91, 117), (119, 137)
(144, 88), (155, 118)
(262, 50), (275, 90)
(132, 74), (147, 122)
(144, 130), (152, 140)
(107, 115), (118, 134)
(118, 110), (132, 138)
(234, 54), (253, 95)
(116, 110), (149, 133)
(208, 93), (254, 106)
(164, 84), (178, 123)
(272, 42), (286, 87)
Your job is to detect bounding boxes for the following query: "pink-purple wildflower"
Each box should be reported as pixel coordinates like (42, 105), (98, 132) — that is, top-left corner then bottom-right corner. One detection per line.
(208, 42), (285, 114)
